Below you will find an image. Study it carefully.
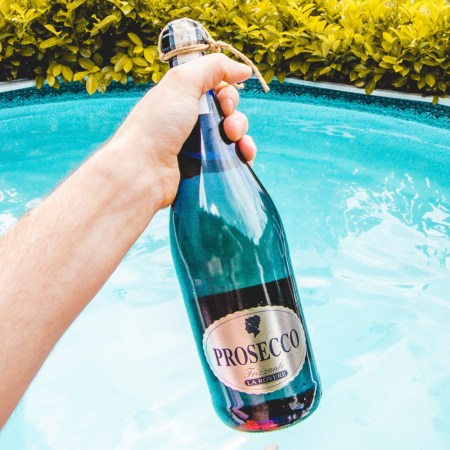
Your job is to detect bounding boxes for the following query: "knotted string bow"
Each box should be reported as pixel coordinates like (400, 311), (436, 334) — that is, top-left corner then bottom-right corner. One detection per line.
(158, 20), (270, 93)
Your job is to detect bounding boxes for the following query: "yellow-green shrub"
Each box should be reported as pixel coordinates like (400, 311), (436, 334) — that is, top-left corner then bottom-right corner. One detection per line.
(0, 0), (449, 96)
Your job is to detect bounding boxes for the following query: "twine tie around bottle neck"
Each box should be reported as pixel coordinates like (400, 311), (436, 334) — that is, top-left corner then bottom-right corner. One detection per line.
(158, 22), (270, 93)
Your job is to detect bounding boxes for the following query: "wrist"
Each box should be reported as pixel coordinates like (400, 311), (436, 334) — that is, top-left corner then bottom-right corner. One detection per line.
(98, 137), (166, 218)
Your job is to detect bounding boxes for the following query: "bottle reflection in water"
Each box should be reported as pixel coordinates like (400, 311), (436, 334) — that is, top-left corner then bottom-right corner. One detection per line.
(162, 18), (321, 431)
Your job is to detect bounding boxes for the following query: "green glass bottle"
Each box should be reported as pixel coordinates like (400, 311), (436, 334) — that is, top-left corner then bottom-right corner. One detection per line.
(163, 18), (321, 431)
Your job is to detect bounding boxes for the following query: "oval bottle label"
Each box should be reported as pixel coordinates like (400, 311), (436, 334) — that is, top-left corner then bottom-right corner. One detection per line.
(202, 306), (306, 394)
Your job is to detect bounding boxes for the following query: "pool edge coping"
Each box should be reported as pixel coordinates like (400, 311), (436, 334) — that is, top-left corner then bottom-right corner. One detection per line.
(1, 77), (450, 130)
(1, 77), (449, 107)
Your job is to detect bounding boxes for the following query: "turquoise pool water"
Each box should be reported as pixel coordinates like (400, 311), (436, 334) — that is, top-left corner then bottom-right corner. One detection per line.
(0, 83), (449, 449)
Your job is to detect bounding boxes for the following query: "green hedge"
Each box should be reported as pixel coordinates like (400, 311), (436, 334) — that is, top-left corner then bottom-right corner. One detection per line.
(1, 0), (449, 97)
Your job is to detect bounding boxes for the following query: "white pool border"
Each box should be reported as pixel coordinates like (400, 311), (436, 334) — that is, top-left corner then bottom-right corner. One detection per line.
(283, 78), (450, 107)
(1, 77), (449, 107)
(0, 79), (36, 93)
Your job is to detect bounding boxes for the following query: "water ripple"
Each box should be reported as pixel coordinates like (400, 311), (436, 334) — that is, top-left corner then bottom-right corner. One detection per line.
(1, 95), (449, 450)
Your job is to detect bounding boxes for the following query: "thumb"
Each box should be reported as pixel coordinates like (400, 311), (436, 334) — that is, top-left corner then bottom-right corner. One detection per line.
(162, 53), (253, 97)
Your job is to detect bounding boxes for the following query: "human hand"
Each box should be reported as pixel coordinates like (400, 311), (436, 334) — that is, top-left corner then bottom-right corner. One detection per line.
(110, 54), (257, 209)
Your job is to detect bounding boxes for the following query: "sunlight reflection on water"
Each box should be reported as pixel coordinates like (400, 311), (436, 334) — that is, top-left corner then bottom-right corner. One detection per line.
(0, 93), (449, 450)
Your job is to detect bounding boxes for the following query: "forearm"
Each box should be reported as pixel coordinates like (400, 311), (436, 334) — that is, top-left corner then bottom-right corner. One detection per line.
(0, 54), (254, 429)
(0, 139), (161, 427)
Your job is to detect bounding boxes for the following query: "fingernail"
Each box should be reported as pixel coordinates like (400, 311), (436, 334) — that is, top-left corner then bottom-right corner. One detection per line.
(233, 117), (243, 135)
(226, 98), (234, 113)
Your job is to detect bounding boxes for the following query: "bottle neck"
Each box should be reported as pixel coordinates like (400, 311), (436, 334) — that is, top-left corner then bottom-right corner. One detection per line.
(169, 52), (204, 68)
(168, 51), (211, 116)
(166, 52), (243, 179)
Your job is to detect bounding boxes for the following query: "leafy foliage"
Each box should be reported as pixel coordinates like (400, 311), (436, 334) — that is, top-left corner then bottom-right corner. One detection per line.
(0, 0), (449, 96)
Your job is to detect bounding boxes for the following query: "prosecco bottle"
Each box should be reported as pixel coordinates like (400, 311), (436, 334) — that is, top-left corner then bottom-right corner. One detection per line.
(163, 18), (321, 431)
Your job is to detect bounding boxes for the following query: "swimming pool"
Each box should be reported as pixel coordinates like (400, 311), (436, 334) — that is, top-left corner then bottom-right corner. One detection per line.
(0, 81), (449, 449)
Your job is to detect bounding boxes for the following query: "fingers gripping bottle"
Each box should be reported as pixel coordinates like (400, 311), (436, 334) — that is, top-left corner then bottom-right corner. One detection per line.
(162, 18), (321, 431)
